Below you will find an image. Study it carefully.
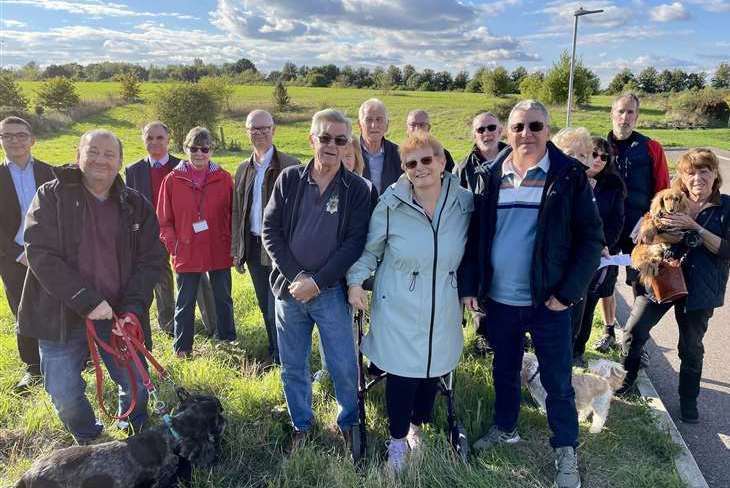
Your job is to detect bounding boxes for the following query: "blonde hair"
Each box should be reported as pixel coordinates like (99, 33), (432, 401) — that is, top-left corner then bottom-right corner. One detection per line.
(399, 132), (444, 165)
(552, 127), (592, 165)
(348, 138), (365, 175)
(673, 148), (722, 198)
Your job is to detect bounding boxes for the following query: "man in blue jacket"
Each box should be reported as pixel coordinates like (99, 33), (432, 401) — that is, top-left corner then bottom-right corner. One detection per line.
(461, 100), (603, 488)
(262, 108), (371, 454)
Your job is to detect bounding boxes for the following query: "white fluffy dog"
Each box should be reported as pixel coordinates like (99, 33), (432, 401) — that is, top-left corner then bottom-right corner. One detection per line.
(520, 353), (626, 434)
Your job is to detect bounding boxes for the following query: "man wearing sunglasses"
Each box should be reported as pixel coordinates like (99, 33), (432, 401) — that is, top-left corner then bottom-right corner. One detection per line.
(456, 112), (508, 194)
(126, 121), (218, 341)
(405, 109), (455, 172)
(0, 116), (56, 394)
(232, 110), (299, 365)
(262, 109), (371, 454)
(358, 98), (402, 194)
(461, 100), (603, 488)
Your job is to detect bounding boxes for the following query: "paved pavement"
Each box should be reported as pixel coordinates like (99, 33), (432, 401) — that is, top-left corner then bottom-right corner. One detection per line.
(615, 147), (730, 488)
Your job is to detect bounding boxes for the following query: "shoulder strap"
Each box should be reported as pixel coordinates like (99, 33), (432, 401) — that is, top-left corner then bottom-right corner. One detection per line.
(385, 206), (389, 248)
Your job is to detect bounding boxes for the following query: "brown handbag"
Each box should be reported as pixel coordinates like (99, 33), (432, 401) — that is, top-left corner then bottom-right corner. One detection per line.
(650, 258), (688, 304)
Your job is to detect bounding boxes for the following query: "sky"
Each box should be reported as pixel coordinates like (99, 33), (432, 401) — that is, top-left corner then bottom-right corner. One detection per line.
(0, 0), (728, 86)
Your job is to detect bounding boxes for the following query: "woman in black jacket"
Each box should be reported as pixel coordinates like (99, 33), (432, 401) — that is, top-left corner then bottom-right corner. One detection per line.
(619, 148), (730, 423)
(572, 137), (626, 365)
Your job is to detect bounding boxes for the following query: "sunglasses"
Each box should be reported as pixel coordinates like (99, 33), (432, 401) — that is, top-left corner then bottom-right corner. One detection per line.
(188, 146), (210, 154)
(476, 125), (498, 134)
(509, 121), (545, 133)
(404, 156), (434, 170)
(592, 151), (608, 162)
(318, 134), (350, 146)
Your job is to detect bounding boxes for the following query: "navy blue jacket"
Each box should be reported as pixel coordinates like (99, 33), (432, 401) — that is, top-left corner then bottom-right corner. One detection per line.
(124, 155), (180, 204)
(262, 161), (371, 299)
(593, 172), (626, 253)
(362, 137), (403, 195)
(459, 142), (604, 307)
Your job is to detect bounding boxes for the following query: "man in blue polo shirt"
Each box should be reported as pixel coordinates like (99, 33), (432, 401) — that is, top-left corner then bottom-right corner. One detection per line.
(461, 100), (603, 488)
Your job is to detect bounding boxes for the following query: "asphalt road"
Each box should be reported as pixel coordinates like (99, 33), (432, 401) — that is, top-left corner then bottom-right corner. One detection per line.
(614, 147), (730, 488)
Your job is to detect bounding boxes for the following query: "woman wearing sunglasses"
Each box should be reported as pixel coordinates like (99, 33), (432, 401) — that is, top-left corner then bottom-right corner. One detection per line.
(552, 129), (626, 366)
(347, 132), (473, 473)
(157, 126), (236, 357)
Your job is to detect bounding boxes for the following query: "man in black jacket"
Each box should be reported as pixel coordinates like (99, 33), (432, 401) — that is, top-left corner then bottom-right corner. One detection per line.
(262, 109), (370, 451)
(125, 121), (217, 337)
(461, 100), (603, 488)
(358, 98), (402, 194)
(455, 111), (508, 194)
(20, 130), (166, 442)
(0, 116), (56, 393)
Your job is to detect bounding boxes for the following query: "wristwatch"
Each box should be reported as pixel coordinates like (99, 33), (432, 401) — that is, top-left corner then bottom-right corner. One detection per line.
(697, 227), (706, 237)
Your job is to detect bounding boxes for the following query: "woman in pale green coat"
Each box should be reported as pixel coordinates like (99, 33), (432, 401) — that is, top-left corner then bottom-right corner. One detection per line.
(347, 132), (473, 473)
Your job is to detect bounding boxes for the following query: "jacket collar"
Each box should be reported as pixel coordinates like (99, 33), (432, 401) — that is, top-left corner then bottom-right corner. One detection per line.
(54, 164), (127, 199)
(385, 172), (469, 212)
(173, 160), (221, 174)
(300, 159), (352, 189)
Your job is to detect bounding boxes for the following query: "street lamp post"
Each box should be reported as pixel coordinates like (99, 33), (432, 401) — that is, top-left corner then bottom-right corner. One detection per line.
(566, 7), (603, 127)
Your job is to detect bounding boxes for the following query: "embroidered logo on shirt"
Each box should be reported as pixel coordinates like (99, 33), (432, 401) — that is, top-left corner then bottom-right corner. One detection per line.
(326, 194), (339, 214)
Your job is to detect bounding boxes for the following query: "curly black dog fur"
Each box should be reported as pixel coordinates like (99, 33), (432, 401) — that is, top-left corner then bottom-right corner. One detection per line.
(15, 392), (225, 488)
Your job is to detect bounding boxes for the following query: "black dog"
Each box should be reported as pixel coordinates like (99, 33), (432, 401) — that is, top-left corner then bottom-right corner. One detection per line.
(16, 390), (226, 488)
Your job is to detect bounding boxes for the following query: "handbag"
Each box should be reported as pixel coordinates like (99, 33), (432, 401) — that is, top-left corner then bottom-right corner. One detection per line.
(650, 258), (688, 304)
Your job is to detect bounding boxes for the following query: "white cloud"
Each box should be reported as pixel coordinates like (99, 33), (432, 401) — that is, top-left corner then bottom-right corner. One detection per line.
(650, 2), (691, 22)
(3, 0), (196, 20)
(687, 0), (730, 12)
(1, 19), (27, 28)
(538, 1), (632, 28)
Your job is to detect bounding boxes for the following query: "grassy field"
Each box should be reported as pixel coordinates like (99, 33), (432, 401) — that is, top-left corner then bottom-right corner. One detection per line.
(0, 82), (691, 487)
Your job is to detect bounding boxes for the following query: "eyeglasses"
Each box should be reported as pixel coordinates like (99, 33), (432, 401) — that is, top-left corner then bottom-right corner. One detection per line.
(476, 125), (498, 134)
(0, 132), (31, 142)
(404, 156), (434, 170)
(592, 151), (608, 162)
(188, 146), (210, 154)
(509, 121), (545, 133)
(247, 126), (272, 134)
(318, 135), (349, 146)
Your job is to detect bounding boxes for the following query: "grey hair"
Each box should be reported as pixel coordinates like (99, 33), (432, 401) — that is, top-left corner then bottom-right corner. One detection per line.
(183, 126), (214, 149)
(472, 111), (501, 127)
(79, 129), (123, 163)
(358, 98), (389, 123)
(407, 109), (430, 124)
(310, 108), (352, 138)
(508, 100), (550, 126)
(612, 92), (640, 111)
(142, 121), (169, 137)
(245, 109), (274, 128)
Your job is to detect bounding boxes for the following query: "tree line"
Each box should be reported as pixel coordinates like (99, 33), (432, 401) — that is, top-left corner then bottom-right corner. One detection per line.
(607, 64), (730, 94)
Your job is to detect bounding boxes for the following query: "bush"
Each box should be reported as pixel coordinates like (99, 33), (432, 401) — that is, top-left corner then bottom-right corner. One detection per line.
(35, 77), (80, 112)
(198, 75), (234, 111)
(464, 77), (482, 93)
(0, 74), (29, 111)
(666, 88), (730, 128)
(541, 52), (595, 105)
(153, 84), (220, 150)
(481, 67), (512, 97)
(272, 81), (291, 111)
(116, 72), (141, 102)
(519, 74), (544, 100)
(490, 97), (518, 123)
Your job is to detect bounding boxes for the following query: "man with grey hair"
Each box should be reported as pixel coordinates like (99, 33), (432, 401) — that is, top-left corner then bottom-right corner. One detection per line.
(232, 110), (299, 365)
(358, 98), (402, 194)
(19, 129), (166, 442)
(405, 109), (455, 172)
(125, 121), (217, 340)
(0, 116), (56, 393)
(461, 100), (603, 488)
(262, 108), (370, 454)
(456, 112), (508, 194)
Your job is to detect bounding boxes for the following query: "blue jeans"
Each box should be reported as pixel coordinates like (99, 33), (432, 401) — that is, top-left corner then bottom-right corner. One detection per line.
(174, 269), (236, 353)
(275, 285), (358, 431)
(38, 322), (149, 441)
(485, 298), (578, 448)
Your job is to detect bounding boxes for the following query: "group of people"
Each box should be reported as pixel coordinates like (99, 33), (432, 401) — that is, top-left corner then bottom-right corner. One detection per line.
(1, 91), (728, 488)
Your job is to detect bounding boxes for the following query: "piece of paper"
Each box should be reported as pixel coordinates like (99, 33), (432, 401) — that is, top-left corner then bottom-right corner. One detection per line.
(598, 253), (632, 269)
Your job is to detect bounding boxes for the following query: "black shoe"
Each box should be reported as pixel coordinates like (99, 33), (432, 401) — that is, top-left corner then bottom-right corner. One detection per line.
(14, 371), (41, 395)
(679, 397), (699, 424)
(616, 380), (639, 399)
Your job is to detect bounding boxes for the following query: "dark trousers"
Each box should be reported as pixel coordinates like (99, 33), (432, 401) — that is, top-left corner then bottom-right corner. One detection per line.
(245, 237), (277, 360)
(571, 292), (601, 357)
(157, 258), (217, 335)
(385, 373), (440, 439)
(1, 258), (40, 375)
(623, 296), (711, 400)
(485, 298), (578, 448)
(174, 269), (235, 353)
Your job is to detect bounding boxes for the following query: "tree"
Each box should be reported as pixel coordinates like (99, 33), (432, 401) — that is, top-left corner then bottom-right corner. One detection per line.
(637, 67), (659, 94)
(35, 77), (80, 112)
(453, 70), (469, 91)
(541, 51), (595, 105)
(272, 80), (291, 111)
(519, 73), (544, 100)
(0, 73), (29, 110)
(420, 69), (436, 91)
(481, 67), (512, 97)
(18, 61), (41, 81)
(657, 69), (674, 92)
(511, 66), (528, 87)
(231, 58), (257, 74)
(281, 62), (298, 81)
(607, 69), (636, 95)
(711, 63), (730, 89)
(433, 71), (453, 91)
(686, 72), (706, 91)
(405, 73), (423, 91)
(305, 71), (329, 87)
(670, 69), (688, 91)
(373, 67), (394, 92)
(402, 65), (416, 84)
(117, 72), (141, 102)
(198, 76), (234, 111)
(153, 83), (220, 150)
(386, 65), (403, 86)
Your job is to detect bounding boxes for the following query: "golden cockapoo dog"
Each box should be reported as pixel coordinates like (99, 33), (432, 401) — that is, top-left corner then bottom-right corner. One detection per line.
(521, 353), (626, 434)
(631, 188), (690, 288)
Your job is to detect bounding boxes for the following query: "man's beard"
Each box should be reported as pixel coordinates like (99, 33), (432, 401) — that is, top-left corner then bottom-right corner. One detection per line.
(613, 126), (633, 140)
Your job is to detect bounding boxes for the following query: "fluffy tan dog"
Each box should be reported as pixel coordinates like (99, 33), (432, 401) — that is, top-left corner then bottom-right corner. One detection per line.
(521, 353), (626, 434)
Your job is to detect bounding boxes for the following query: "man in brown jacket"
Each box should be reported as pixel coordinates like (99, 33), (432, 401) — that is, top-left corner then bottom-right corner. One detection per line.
(19, 129), (165, 442)
(232, 110), (299, 364)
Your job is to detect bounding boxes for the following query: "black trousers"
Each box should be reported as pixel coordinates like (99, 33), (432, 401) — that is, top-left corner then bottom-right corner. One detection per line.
(245, 237), (277, 360)
(385, 373), (440, 439)
(0, 258), (40, 375)
(623, 295), (712, 400)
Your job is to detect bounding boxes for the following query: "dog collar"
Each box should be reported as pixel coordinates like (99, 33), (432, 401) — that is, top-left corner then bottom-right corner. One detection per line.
(162, 414), (183, 443)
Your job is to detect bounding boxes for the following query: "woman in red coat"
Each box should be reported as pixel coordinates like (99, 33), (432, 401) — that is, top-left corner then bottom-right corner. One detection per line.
(157, 126), (235, 356)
